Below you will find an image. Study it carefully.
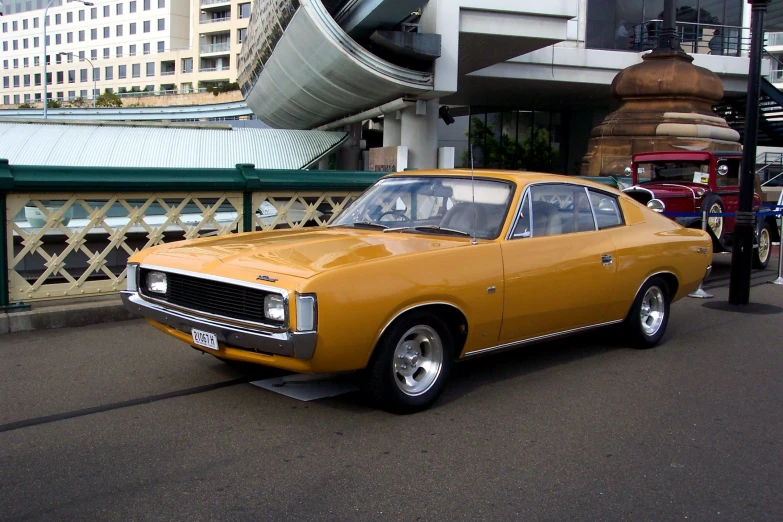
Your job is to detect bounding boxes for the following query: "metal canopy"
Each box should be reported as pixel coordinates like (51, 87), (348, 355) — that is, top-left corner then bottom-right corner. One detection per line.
(0, 121), (347, 169)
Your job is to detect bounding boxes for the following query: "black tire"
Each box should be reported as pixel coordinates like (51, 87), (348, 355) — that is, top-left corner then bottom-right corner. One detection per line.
(624, 276), (671, 349)
(753, 220), (772, 270)
(700, 194), (725, 243)
(364, 311), (454, 414)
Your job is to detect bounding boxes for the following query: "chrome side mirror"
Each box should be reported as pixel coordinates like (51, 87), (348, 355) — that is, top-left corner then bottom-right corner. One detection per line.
(717, 164), (729, 176)
(624, 167), (632, 176)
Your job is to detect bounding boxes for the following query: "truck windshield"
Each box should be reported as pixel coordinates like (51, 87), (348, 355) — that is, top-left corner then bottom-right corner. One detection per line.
(636, 161), (710, 184)
(331, 176), (514, 239)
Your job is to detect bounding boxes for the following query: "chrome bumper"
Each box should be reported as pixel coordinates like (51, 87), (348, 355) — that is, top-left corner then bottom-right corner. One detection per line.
(121, 291), (317, 360)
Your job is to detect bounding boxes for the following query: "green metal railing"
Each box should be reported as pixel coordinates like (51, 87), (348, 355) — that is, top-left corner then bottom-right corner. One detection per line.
(0, 159), (383, 310)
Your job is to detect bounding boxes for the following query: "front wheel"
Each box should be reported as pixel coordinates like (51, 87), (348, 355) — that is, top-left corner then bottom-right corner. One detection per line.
(364, 312), (454, 413)
(753, 221), (772, 269)
(625, 277), (671, 349)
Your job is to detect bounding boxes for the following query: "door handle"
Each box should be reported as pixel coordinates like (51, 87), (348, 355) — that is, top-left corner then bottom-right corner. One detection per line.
(601, 254), (613, 265)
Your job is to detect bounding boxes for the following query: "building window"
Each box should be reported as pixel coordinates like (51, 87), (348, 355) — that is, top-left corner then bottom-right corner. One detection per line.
(56, 53), (63, 65)
(67, 91), (75, 100)
(13, 58), (18, 68)
(23, 74), (30, 87)
(55, 13), (61, 25)
(91, 7), (97, 19)
(80, 69), (87, 82)
(34, 18), (39, 28)
(12, 20), (18, 30)
(93, 68), (100, 81)
(144, 21), (150, 33)
(23, 19), (29, 30)
(182, 58), (192, 73)
(46, 72), (52, 85)
(103, 5), (110, 17)
(116, 24), (123, 37)
(79, 30), (84, 42)
(119, 65), (127, 79)
(116, 2), (123, 15)
(1, 23), (5, 33)
(105, 66), (113, 80)
(1, 42), (6, 52)
(2, 77), (8, 88)
(34, 56), (40, 66)
(91, 28), (97, 40)
(146, 62), (154, 76)
(68, 70), (75, 83)
(55, 34), (61, 45)
(144, 0), (150, 11)
(130, 44), (137, 56)
(35, 73), (41, 85)
(130, 1), (137, 13)
(132, 63), (141, 77)
(104, 26), (110, 38)
(238, 28), (246, 44)
(79, 51), (85, 61)
(104, 48), (110, 59)
(91, 49), (98, 60)
(34, 36), (39, 47)
(239, 3), (250, 19)
(23, 57), (28, 67)
(13, 75), (20, 88)
(79, 10), (85, 22)
(80, 90), (87, 98)
(56, 72), (63, 85)
(13, 95), (20, 105)
(143, 42), (150, 54)
(157, 41), (164, 52)
(2, 96), (9, 106)
(2, 60), (6, 69)
(23, 38), (29, 49)
(66, 12), (72, 23)
(66, 32), (73, 44)
(130, 23), (136, 35)
(13, 40), (19, 50)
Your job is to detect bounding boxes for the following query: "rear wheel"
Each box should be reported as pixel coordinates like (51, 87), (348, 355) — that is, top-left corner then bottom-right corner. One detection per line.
(364, 311), (454, 413)
(625, 276), (671, 349)
(753, 220), (772, 269)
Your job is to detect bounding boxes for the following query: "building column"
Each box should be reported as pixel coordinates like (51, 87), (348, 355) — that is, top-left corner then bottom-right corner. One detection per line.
(400, 99), (439, 170)
(335, 122), (363, 171)
(382, 111), (402, 147)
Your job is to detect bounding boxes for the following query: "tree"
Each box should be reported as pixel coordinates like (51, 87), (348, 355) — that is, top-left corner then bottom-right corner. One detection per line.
(17, 103), (33, 109)
(46, 99), (61, 108)
(460, 117), (559, 172)
(70, 97), (88, 107)
(95, 89), (123, 107)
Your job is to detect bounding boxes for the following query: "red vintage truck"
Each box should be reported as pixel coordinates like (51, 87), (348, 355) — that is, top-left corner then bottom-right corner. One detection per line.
(622, 150), (780, 268)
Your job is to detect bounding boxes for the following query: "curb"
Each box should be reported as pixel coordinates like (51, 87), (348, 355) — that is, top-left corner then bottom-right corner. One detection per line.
(1, 296), (141, 334)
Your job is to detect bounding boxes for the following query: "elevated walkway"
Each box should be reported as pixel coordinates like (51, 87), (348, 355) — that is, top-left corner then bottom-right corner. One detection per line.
(714, 77), (783, 147)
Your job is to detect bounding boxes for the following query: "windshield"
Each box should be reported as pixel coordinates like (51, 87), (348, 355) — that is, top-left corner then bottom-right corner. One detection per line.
(331, 176), (514, 239)
(635, 161), (710, 184)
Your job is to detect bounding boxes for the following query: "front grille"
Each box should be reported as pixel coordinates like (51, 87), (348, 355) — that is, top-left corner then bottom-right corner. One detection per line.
(140, 269), (283, 326)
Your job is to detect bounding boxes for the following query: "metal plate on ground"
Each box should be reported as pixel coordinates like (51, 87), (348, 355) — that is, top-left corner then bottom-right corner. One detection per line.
(250, 373), (359, 401)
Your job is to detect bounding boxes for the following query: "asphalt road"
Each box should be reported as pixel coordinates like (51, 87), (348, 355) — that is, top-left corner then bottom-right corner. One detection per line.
(1, 254), (782, 521)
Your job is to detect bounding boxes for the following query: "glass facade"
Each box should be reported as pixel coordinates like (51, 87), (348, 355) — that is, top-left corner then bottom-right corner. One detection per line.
(586, 0), (744, 53)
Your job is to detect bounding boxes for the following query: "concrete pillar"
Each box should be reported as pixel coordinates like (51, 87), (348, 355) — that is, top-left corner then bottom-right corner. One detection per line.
(400, 99), (439, 170)
(317, 157), (330, 170)
(382, 111), (402, 147)
(336, 122), (363, 171)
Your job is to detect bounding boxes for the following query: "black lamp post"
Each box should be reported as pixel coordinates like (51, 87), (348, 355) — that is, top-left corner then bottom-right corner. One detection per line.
(655, 0), (684, 53)
(729, 0), (770, 305)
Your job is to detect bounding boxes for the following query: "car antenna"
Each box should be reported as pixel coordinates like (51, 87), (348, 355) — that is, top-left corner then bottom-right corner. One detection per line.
(469, 119), (478, 246)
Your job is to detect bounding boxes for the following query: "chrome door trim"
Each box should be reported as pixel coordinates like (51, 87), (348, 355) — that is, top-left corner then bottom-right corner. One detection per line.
(463, 319), (624, 358)
(585, 186), (599, 231)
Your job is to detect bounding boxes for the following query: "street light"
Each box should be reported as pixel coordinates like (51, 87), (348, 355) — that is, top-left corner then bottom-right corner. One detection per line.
(43, 0), (93, 119)
(57, 51), (96, 108)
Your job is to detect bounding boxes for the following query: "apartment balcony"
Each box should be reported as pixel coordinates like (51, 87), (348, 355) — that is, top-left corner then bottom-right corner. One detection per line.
(200, 15), (231, 24)
(198, 67), (230, 73)
(160, 71), (176, 76)
(200, 42), (231, 55)
(200, 0), (230, 7)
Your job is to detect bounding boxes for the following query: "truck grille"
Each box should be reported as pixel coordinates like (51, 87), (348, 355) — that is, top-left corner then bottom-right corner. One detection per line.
(139, 269), (283, 326)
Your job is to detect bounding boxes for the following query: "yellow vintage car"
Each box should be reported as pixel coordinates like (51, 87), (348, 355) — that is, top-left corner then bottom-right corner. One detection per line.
(122, 171), (712, 412)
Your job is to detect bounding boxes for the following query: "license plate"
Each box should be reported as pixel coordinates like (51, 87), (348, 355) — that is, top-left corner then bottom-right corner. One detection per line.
(191, 328), (219, 351)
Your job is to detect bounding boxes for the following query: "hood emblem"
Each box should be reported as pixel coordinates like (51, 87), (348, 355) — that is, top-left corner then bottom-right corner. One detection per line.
(257, 275), (278, 283)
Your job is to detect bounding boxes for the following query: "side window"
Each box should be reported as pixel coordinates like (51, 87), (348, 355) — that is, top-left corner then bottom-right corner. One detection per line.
(588, 190), (624, 229)
(530, 184), (596, 237)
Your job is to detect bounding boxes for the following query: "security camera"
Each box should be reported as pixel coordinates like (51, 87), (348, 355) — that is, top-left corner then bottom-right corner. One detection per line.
(439, 105), (455, 125)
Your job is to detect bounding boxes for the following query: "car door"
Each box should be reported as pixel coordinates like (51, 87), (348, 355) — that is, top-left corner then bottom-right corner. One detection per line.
(499, 183), (619, 343)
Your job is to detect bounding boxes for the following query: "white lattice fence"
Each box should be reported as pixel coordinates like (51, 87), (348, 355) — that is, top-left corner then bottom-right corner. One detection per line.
(6, 192), (244, 302)
(251, 191), (363, 230)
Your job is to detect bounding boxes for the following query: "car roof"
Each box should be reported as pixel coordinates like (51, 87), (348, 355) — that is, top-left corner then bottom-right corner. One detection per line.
(385, 169), (622, 192)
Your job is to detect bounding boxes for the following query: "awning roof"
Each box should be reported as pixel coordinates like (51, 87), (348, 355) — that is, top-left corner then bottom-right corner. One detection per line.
(0, 120), (347, 169)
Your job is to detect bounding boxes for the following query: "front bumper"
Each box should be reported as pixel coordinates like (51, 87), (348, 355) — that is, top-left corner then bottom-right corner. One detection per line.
(121, 291), (317, 359)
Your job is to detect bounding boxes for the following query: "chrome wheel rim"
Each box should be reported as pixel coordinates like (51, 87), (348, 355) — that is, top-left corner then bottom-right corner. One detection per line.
(758, 227), (771, 264)
(640, 286), (665, 337)
(392, 325), (443, 396)
(708, 203), (723, 238)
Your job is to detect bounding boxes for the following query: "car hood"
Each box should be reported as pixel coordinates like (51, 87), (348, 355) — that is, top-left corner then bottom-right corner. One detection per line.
(139, 227), (472, 279)
(627, 182), (704, 199)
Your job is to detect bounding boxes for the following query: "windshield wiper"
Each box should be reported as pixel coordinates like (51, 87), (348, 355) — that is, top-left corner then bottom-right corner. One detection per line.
(349, 221), (389, 230)
(411, 225), (471, 237)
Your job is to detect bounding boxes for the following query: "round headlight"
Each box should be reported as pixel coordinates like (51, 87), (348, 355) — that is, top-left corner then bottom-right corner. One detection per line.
(647, 199), (666, 213)
(264, 294), (286, 322)
(146, 271), (168, 294)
